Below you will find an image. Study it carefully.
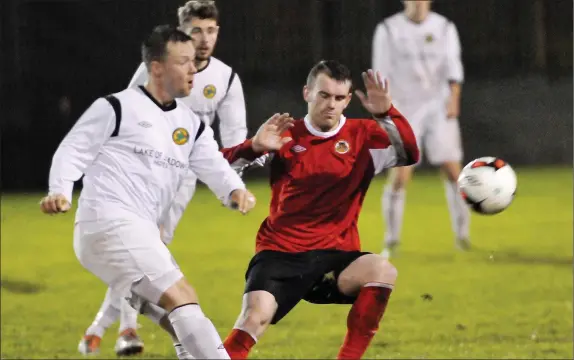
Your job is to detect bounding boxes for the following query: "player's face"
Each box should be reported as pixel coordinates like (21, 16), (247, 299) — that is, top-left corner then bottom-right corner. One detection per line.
(303, 73), (352, 132)
(181, 18), (219, 61)
(403, 0), (432, 20)
(162, 41), (197, 98)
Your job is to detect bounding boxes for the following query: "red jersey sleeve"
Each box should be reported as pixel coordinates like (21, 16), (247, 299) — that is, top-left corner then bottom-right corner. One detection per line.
(220, 139), (266, 169)
(366, 105), (420, 174)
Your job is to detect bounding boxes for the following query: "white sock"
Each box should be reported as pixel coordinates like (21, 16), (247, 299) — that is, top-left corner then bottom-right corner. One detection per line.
(118, 297), (139, 333)
(168, 304), (230, 359)
(444, 180), (470, 240)
(382, 186), (406, 246)
(139, 302), (194, 359)
(85, 287), (120, 338)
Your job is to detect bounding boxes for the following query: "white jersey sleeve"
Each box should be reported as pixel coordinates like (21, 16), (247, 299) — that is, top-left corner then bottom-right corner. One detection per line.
(372, 22), (392, 81)
(49, 98), (116, 204)
(446, 22), (464, 83)
(189, 122), (246, 205)
(216, 73), (248, 147)
(128, 62), (149, 87)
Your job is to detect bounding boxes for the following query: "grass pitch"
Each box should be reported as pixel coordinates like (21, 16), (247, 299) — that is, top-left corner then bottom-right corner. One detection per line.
(1, 167), (572, 359)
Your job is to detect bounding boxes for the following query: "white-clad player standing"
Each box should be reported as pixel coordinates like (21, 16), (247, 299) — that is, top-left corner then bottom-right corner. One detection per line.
(40, 25), (261, 360)
(372, 0), (470, 257)
(77, 1), (251, 357)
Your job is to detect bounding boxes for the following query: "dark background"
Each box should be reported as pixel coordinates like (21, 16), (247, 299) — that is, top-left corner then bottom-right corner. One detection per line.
(1, 0), (572, 191)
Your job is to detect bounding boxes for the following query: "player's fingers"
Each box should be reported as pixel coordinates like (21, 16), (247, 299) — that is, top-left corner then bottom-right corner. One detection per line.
(277, 117), (295, 134)
(383, 78), (390, 94)
(354, 90), (367, 105)
(280, 137), (293, 146)
(375, 71), (384, 89)
(56, 197), (70, 213)
(244, 192), (256, 213)
(40, 198), (50, 214)
(266, 113), (280, 126)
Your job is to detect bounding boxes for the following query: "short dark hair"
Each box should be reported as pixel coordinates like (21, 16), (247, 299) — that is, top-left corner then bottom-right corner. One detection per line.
(141, 24), (192, 68)
(306, 60), (353, 90)
(178, 0), (219, 25)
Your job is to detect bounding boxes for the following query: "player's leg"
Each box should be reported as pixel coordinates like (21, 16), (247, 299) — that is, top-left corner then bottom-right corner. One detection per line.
(224, 291), (278, 359)
(335, 253), (398, 359)
(134, 300), (194, 359)
(224, 251), (312, 359)
(426, 116), (470, 249)
(78, 287), (120, 355)
(381, 165), (415, 257)
(114, 298), (144, 356)
(381, 104), (424, 257)
(74, 219), (228, 359)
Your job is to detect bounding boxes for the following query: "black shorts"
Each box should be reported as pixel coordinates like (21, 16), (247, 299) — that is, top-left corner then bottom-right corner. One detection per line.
(244, 249), (371, 324)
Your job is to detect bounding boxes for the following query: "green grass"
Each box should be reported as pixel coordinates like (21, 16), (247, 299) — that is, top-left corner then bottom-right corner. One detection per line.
(1, 167), (572, 359)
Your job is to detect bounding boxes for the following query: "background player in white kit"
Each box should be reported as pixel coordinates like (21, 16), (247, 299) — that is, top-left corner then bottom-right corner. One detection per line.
(76, 1), (250, 356)
(372, 0), (470, 257)
(40, 25), (261, 359)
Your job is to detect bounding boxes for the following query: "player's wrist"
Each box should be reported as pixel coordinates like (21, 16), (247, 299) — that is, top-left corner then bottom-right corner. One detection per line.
(372, 104), (394, 119)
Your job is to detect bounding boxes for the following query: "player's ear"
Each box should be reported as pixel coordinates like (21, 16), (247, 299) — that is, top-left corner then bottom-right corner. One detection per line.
(303, 85), (310, 102)
(150, 60), (164, 77)
(343, 92), (352, 109)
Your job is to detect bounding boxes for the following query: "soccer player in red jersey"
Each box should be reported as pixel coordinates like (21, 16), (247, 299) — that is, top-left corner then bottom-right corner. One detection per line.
(221, 60), (420, 359)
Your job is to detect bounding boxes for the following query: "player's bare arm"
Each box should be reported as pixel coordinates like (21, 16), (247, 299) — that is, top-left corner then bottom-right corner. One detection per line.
(446, 81), (462, 119)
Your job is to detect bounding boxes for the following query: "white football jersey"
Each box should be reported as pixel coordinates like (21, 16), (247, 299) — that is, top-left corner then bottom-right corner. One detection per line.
(128, 57), (247, 148)
(48, 86), (245, 225)
(372, 12), (463, 106)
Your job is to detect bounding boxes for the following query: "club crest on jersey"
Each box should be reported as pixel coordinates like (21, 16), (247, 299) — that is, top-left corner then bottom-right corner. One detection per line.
(334, 140), (350, 154)
(203, 84), (216, 99)
(425, 34), (434, 43)
(172, 128), (190, 145)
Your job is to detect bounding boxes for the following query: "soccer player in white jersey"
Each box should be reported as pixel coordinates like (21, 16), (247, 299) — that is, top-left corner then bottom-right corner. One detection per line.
(372, 0), (470, 257)
(76, 1), (251, 357)
(40, 25), (261, 360)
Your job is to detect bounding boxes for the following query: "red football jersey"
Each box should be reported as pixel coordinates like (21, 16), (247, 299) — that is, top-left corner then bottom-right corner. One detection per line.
(222, 106), (419, 253)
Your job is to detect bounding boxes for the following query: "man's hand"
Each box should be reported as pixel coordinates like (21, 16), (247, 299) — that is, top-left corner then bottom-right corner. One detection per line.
(251, 113), (294, 153)
(40, 194), (71, 215)
(355, 69), (392, 117)
(229, 189), (257, 215)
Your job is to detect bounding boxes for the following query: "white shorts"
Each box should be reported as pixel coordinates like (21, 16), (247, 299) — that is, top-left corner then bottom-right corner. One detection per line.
(73, 217), (183, 305)
(396, 101), (463, 166)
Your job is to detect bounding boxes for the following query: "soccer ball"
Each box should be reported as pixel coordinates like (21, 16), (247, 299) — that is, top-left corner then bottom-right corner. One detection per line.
(457, 156), (517, 215)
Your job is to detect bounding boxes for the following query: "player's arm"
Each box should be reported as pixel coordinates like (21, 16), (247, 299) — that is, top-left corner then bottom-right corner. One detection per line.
(367, 106), (419, 174)
(372, 22), (392, 80)
(127, 62), (149, 88)
(42, 98), (115, 213)
(216, 73), (248, 147)
(445, 22), (464, 119)
(188, 121), (255, 213)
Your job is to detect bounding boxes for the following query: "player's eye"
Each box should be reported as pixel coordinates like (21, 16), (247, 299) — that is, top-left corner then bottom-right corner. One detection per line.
(335, 96), (347, 101)
(191, 28), (202, 34)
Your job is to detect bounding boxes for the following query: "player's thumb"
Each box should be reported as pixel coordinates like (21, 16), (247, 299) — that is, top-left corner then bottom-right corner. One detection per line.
(280, 137), (293, 147)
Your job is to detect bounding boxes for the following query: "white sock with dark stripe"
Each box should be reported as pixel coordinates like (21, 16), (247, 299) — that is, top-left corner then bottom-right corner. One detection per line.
(168, 304), (230, 359)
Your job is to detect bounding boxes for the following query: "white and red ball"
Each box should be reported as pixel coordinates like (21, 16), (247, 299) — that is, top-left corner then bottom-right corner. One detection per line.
(457, 156), (517, 215)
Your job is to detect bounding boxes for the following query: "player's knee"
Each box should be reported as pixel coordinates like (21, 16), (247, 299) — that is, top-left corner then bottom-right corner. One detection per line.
(158, 277), (199, 312)
(389, 167), (412, 190)
(368, 258), (398, 285)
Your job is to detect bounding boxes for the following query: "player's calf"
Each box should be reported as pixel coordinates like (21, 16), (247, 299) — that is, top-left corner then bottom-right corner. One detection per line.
(337, 255), (397, 360)
(224, 291), (277, 359)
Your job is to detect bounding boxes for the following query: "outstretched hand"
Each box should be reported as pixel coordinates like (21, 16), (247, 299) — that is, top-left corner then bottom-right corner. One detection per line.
(355, 69), (392, 116)
(252, 113), (294, 153)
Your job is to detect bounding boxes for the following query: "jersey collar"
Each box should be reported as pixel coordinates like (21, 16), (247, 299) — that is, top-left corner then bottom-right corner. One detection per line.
(138, 86), (177, 112)
(303, 114), (346, 138)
